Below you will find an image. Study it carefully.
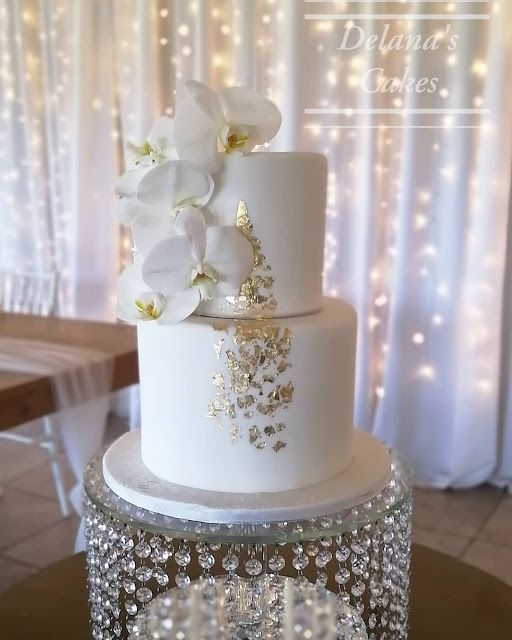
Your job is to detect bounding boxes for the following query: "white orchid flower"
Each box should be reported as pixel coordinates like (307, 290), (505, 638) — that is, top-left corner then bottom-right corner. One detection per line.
(174, 81), (282, 173)
(116, 198), (168, 227)
(115, 111), (213, 242)
(141, 206), (254, 324)
(115, 159), (214, 256)
(116, 258), (196, 325)
(115, 159), (213, 207)
(115, 117), (178, 200)
(125, 116), (177, 168)
(116, 198), (176, 257)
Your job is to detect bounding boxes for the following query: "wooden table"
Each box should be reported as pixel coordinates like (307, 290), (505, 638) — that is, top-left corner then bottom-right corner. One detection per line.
(0, 544), (510, 639)
(0, 313), (138, 431)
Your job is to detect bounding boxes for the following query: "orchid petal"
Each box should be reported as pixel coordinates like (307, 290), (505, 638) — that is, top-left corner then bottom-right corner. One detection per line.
(116, 301), (134, 324)
(189, 173), (215, 208)
(204, 226), (254, 292)
(157, 287), (200, 325)
(117, 262), (146, 301)
(136, 160), (212, 207)
(116, 262), (147, 323)
(142, 236), (195, 294)
(115, 167), (151, 198)
(117, 198), (141, 227)
(219, 87), (281, 146)
(183, 81), (224, 126)
(147, 116), (175, 153)
(174, 101), (222, 174)
(135, 160), (178, 205)
(133, 214), (176, 257)
(172, 163), (213, 208)
(174, 206), (206, 263)
(117, 198), (169, 227)
(124, 142), (151, 169)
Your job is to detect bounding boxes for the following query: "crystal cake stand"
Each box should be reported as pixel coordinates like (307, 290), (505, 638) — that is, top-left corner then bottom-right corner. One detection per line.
(84, 449), (412, 640)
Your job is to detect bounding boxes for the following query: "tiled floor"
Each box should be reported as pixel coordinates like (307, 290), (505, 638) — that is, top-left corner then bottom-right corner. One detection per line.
(412, 485), (512, 586)
(1, 421), (511, 593)
(0, 416), (126, 593)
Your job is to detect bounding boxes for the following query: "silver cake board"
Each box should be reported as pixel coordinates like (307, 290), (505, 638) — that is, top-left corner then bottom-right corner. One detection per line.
(102, 430), (391, 524)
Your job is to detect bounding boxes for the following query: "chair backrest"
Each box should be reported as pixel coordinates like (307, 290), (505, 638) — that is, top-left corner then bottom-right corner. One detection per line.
(0, 271), (57, 316)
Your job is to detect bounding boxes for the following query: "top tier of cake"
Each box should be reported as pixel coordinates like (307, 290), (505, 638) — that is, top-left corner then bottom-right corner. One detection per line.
(197, 152), (327, 319)
(115, 82), (329, 327)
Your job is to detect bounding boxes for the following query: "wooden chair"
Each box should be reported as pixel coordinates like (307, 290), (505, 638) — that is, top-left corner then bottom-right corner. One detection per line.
(0, 271), (70, 516)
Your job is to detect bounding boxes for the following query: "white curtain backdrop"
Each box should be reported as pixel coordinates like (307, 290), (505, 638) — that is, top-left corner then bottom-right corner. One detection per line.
(0, 0), (511, 488)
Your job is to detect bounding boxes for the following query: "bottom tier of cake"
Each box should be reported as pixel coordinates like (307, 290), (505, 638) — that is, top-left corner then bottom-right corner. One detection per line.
(138, 298), (357, 493)
(102, 430), (390, 522)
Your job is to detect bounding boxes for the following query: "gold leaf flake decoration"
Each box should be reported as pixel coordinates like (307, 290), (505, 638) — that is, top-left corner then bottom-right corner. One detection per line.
(264, 422), (286, 437)
(207, 320), (293, 453)
(249, 426), (261, 444)
(212, 372), (225, 388)
(228, 201), (277, 316)
(249, 426), (266, 450)
(213, 338), (224, 359)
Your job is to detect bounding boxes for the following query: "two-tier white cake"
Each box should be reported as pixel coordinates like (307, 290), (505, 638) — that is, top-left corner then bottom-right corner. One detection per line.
(107, 81), (389, 518)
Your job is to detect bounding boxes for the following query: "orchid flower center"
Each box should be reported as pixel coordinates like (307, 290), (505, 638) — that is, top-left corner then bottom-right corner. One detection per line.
(129, 140), (165, 166)
(192, 266), (217, 301)
(134, 293), (165, 320)
(220, 124), (250, 154)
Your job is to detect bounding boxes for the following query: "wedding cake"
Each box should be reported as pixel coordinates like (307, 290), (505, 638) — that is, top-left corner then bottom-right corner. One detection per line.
(112, 81), (388, 503)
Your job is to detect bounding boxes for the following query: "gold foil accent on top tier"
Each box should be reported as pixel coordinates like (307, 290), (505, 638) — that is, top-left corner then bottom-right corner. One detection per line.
(228, 200), (277, 316)
(207, 319), (293, 452)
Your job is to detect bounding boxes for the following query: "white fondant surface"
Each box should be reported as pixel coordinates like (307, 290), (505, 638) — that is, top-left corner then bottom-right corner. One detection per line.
(138, 298), (357, 493)
(103, 429), (391, 523)
(198, 152), (327, 318)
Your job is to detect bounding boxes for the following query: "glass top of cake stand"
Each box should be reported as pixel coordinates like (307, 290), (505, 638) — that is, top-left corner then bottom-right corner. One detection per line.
(84, 449), (411, 545)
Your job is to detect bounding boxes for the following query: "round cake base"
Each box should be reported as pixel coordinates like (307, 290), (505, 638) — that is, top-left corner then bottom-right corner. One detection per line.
(102, 429), (391, 523)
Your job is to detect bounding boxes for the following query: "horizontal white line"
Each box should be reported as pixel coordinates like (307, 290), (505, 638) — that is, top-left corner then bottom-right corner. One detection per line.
(304, 125), (484, 129)
(305, 1), (490, 3)
(305, 108), (490, 115)
(305, 13), (490, 20)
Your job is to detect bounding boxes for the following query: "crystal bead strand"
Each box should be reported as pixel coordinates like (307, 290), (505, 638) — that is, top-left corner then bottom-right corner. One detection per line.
(85, 501), (104, 640)
(110, 522), (132, 639)
(103, 519), (122, 639)
(335, 533), (351, 604)
(150, 534), (171, 594)
(291, 541), (309, 585)
(402, 500), (413, 635)
(267, 543), (286, 637)
(367, 516), (383, 639)
(197, 540), (216, 605)
(268, 543), (286, 576)
(388, 511), (401, 635)
(222, 543), (240, 578)
(380, 513), (395, 633)
(241, 545), (265, 626)
(221, 543), (239, 626)
(174, 540), (192, 588)
(245, 544), (263, 578)
(350, 524), (370, 617)
(120, 524), (137, 637)
(134, 529), (153, 613)
(392, 500), (412, 638)
(316, 536), (333, 588)
(98, 509), (116, 639)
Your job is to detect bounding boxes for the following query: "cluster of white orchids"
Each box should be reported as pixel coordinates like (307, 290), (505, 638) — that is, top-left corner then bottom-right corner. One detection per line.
(116, 80), (281, 325)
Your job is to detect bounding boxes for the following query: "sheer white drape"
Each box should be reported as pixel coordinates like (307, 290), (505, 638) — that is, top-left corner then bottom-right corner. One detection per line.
(0, 0), (511, 487)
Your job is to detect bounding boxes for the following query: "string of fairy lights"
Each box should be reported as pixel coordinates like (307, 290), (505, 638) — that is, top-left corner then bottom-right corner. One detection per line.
(0, 0), (508, 416)
(304, 0), (505, 410)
